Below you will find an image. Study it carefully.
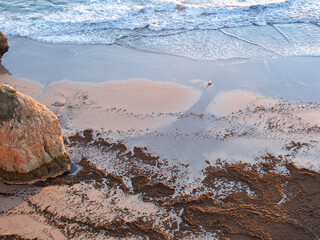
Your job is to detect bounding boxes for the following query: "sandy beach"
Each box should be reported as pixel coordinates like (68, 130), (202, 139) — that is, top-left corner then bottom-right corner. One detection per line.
(1, 36), (320, 239)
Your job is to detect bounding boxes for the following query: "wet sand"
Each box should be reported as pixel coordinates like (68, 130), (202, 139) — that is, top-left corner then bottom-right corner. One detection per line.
(1, 38), (320, 239)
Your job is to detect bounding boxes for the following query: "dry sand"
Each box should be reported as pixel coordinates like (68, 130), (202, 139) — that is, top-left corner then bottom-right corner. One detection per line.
(1, 39), (320, 239)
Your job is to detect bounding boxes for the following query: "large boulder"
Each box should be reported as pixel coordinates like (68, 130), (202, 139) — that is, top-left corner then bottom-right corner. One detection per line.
(0, 31), (9, 58)
(0, 85), (71, 184)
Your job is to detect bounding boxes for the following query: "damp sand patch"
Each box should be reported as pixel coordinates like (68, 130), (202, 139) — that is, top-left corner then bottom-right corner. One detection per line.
(33, 79), (201, 132)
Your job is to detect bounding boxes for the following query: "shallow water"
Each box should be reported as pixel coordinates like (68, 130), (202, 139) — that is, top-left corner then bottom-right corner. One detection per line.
(2, 37), (320, 102)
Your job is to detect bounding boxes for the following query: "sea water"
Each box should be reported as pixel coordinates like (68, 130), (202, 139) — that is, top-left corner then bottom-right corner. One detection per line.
(1, 0), (320, 60)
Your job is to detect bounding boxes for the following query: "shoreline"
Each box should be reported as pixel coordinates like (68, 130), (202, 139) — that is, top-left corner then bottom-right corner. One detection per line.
(2, 37), (320, 102)
(1, 36), (320, 239)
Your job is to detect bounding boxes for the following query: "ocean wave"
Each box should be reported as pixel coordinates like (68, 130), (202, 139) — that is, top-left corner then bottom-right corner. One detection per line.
(0, 0), (320, 60)
(0, 0), (319, 40)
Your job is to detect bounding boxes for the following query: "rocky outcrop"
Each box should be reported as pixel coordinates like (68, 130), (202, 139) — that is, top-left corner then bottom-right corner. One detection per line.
(0, 31), (9, 58)
(0, 60), (9, 75)
(0, 85), (71, 184)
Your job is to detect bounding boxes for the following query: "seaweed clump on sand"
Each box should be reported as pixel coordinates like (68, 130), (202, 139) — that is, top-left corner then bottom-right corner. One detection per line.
(26, 129), (320, 239)
(166, 159), (320, 239)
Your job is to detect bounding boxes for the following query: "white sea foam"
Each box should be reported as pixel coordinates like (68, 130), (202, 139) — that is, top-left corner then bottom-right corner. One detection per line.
(1, 0), (320, 59)
(0, 0), (319, 41)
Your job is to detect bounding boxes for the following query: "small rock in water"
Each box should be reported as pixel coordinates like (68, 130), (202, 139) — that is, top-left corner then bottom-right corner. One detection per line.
(208, 81), (213, 87)
(0, 85), (71, 184)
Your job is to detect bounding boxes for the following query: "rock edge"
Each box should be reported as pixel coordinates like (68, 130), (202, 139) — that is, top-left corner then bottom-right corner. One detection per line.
(0, 85), (71, 184)
(0, 31), (9, 58)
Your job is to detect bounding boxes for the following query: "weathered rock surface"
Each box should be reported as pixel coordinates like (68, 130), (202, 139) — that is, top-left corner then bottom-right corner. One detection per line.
(0, 31), (9, 58)
(0, 60), (9, 75)
(0, 85), (71, 184)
